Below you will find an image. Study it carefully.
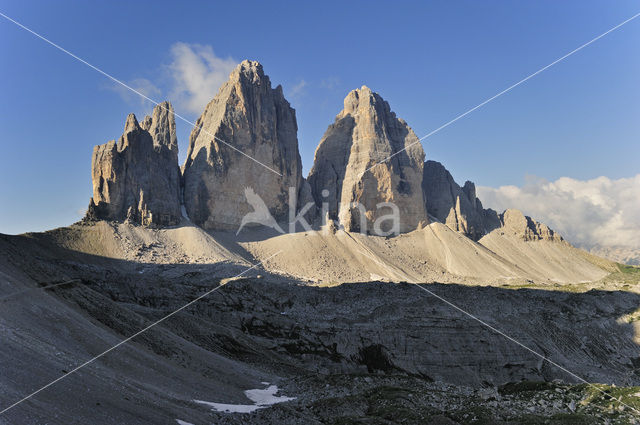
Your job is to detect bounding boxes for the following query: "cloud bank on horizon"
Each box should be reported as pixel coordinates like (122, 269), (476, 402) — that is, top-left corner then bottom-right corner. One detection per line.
(478, 174), (640, 252)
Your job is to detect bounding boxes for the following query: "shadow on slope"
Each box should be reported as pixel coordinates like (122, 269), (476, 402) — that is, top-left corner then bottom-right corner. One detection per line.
(0, 230), (638, 424)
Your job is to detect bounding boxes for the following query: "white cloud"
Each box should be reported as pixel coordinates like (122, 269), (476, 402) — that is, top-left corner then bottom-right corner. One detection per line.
(477, 174), (640, 250)
(320, 77), (340, 90)
(108, 78), (161, 107)
(167, 43), (237, 114)
(287, 79), (307, 99)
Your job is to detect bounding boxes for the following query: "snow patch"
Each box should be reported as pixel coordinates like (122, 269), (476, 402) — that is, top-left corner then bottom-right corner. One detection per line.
(176, 420), (195, 425)
(245, 385), (296, 405)
(194, 384), (295, 414)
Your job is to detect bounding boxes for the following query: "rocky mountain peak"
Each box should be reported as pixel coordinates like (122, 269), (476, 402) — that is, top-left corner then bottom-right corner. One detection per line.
(500, 209), (561, 242)
(182, 60), (304, 230)
(340, 86), (399, 127)
(462, 181), (477, 203)
(140, 101), (177, 153)
(123, 113), (140, 135)
(82, 63), (563, 245)
(233, 59), (265, 84)
(86, 102), (181, 226)
(308, 87), (427, 233)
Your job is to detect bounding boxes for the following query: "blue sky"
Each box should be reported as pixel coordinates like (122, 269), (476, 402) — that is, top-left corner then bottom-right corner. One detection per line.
(1, 1), (639, 235)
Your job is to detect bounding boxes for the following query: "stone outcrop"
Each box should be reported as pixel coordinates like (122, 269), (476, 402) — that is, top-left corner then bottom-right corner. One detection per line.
(182, 60), (304, 230)
(423, 160), (561, 242)
(499, 208), (561, 242)
(423, 160), (500, 240)
(308, 86), (427, 233)
(86, 102), (181, 226)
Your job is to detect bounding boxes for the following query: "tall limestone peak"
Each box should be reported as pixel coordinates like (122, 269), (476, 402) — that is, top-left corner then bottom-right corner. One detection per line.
(182, 60), (304, 230)
(86, 102), (181, 226)
(308, 86), (427, 233)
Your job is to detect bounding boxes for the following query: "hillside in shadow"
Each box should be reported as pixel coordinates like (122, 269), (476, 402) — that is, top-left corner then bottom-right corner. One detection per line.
(1, 231), (639, 424)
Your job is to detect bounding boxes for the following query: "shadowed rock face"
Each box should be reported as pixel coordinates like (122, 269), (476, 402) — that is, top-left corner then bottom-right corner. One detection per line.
(423, 161), (561, 242)
(423, 160), (500, 240)
(182, 60), (304, 231)
(308, 86), (427, 233)
(86, 102), (181, 226)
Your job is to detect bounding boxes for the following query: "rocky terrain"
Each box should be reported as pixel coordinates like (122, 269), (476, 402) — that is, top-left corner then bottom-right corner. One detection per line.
(1, 230), (639, 424)
(1, 60), (639, 424)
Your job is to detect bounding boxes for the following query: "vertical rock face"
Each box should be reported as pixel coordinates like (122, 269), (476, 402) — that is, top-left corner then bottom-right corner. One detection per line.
(182, 60), (303, 230)
(87, 102), (181, 226)
(423, 160), (500, 240)
(140, 103), (178, 151)
(308, 86), (427, 233)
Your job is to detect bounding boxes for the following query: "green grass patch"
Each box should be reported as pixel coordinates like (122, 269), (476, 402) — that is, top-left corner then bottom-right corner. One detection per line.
(619, 264), (640, 275)
(576, 383), (640, 411)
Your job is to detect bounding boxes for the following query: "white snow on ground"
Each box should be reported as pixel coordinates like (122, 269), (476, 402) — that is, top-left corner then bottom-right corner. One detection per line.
(245, 384), (296, 405)
(175, 420), (195, 425)
(193, 384), (296, 414)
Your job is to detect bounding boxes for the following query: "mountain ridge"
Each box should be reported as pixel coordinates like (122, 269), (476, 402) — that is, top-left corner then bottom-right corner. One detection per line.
(85, 60), (565, 252)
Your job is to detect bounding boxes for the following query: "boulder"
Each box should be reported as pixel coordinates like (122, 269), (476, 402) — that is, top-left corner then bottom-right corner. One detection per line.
(307, 86), (427, 233)
(86, 102), (181, 226)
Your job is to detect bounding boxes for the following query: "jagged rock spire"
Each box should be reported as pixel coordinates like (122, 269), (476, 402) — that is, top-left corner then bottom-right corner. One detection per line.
(86, 101), (181, 226)
(422, 160), (500, 240)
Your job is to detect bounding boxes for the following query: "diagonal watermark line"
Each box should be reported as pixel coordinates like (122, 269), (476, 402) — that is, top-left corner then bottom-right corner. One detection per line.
(0, 251), (282, 416)
(0, 11), (283, 177)
(363, 11), (640, 175)
(409, 282), (640, 416)
(350, 242), (638, 415)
